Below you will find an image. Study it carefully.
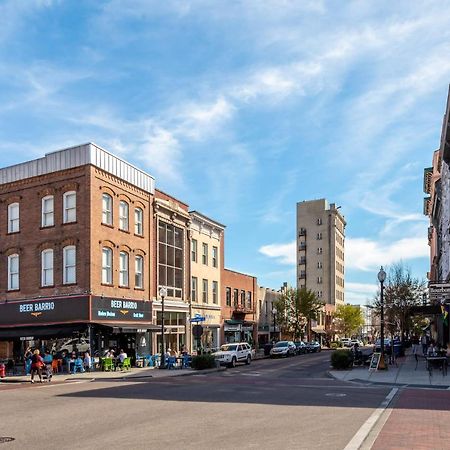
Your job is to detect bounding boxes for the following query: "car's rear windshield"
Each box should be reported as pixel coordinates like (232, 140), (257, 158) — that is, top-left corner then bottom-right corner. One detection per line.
(274, 341), (288, 347)
(220, 344), (237, 351)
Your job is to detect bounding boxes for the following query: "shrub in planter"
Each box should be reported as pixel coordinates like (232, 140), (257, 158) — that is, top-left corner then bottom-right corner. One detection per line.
(330, 349), (353, 370)
(330, 342), (338, 350)
(191, 354), (216, 370)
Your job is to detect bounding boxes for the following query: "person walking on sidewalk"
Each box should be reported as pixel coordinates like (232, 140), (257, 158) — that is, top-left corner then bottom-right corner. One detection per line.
(421, 334), (429, 356)
(30, 350), (44, 383)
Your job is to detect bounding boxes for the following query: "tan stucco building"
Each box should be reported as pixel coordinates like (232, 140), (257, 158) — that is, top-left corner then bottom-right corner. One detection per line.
(296, 199), (346, 341)
(189, 211), (225, 351)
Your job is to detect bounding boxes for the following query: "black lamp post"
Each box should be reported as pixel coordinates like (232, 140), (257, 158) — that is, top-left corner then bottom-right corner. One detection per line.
(377, 266), (386, 369)
(272, 307), (277, 342)
(159, 286), (167, 369)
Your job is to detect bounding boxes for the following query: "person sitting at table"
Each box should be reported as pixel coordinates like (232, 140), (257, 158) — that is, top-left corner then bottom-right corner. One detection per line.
(117, 349), (127, 370)
(427, 342), (437, 357)
(83, 351), (92, 372)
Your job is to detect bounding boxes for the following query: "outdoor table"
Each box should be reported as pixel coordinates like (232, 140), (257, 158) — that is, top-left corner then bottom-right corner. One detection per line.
(426, 356), (448, 376)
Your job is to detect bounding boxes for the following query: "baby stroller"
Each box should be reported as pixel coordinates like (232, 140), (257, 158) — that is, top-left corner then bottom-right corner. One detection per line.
(42, 362), (53, 382)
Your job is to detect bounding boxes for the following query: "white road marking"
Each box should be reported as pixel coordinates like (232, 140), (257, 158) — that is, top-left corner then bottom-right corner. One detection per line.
(343, 387), (398, 450)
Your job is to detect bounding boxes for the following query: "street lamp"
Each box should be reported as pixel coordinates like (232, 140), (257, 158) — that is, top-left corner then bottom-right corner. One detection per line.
(377, 266), (386, 369)
(159, 286), (167, 369)
(272, 307), (277, 342)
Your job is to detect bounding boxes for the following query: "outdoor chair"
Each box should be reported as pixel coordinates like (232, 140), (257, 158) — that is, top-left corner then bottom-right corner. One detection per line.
(182, 355), (191, 368)
(145, 355), (154, 367)
(72, 358), (84, 374)
(121, 357), (131, 370)
(167, 356), (176, 370)
(101, 357), (114, 372)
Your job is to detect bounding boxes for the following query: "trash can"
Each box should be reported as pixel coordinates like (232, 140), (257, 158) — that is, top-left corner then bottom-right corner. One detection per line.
(264, 344), (273, 356)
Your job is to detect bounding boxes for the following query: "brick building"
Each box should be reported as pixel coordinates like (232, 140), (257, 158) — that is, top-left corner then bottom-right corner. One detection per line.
(221, 268), (257, 345)
(0, 143), (157, 360)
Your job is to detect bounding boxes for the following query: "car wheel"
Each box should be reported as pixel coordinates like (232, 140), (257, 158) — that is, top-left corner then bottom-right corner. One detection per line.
(245, 355), (251, 365)
(229, 357), (237, 368)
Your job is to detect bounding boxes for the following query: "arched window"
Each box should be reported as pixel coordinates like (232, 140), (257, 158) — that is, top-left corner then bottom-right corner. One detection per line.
(135, 207), (143, 235)
(102, 247), (113, 284)
(119, 201), (129, 231)
(135, 255), (143, 288)
(8, 203), (19, 233)
(102, 193), (113, 225)
(119, 251), (129, 287)
(7, 254), (19, 290)
(41, 249), (54, 286)
(63, 246), (76, 284)
(41, 195), (54, 227)
(63, 191), (76, 223)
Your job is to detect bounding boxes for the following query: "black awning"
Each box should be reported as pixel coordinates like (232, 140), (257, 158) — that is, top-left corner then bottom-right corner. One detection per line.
(0, 323), (87, 339)
(94, 322), (160, 332)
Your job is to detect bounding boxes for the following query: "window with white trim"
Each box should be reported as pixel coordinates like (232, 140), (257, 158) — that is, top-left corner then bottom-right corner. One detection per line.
(119, 201), (129, 231)
(212, 281), (218, 304)
(102, 247), (113, 284)
(41, 196), (54, 227)
(202, 243), (208, 265)
(7, 254), (19, 290)
(202, 279), (208, 303)
(135, 255), (143, 288)
(119, 251), (129, 287)
(102, 193), (113, 225)
(135, 208), (143, 235)
(8, 203), (19, 233)
(191, 277), (198, 302)
(63, 191), (76, 223)
(63, 246), (76, 284)
(212, 246), (218, 268)
(41, 249), (54, 286)
(191, 239), (197, 262)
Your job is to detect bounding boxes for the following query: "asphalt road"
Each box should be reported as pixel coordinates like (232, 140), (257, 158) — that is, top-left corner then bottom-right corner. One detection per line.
(0, 352), (391, 450)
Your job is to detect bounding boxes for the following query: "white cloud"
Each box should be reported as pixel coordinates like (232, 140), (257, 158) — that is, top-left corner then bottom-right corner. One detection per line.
(259, 241), (296, 265)
(346, 236), (429, 272)
(345, 282), (378, 306)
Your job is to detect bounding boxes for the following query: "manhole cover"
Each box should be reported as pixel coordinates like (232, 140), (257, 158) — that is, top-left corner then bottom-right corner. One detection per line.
(0, 437), (15, 444)
(325, 393), (347, 397)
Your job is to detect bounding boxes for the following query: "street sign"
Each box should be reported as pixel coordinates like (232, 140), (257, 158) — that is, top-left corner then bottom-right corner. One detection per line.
(190, 314), (206, 323)
(369, 352), (381, 371)
(192, 325), (203, 338)
(428, 283), (450, 301)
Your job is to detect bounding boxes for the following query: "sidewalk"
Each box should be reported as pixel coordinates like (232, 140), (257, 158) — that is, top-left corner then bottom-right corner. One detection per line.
(0, 364), (226, 384)
(329, 350), (450, 388)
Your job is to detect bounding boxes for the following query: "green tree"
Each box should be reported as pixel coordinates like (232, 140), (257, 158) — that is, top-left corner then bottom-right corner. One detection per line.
(373, 262), (426, 342)
(275, 287), (324, 340)
(333, 304), (364, 338)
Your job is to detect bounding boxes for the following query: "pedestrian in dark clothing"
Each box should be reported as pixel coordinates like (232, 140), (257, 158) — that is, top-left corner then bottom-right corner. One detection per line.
(30, 350), (44, 383)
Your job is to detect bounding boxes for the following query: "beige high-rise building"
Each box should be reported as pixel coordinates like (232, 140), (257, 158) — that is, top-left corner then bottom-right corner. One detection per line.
(296, 199), (346, 338)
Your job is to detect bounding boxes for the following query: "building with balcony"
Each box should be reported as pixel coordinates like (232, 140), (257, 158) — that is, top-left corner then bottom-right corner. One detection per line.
(221, 269), (257, 345)
(296, 199), (346, 341)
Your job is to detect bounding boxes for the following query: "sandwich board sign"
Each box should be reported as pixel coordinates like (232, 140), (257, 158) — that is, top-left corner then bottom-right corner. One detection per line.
(369, 352), (381, 371)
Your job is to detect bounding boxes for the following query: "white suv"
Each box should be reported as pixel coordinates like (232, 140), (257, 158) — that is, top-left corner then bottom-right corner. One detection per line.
(213, 343), (252, 368)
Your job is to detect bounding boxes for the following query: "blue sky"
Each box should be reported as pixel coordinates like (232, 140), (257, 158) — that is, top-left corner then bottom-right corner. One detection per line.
(1, 0), (448, 304)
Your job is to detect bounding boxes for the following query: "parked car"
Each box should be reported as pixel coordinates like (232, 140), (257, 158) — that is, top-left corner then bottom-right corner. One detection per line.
(340, 338), (352, 347)
(305, 341), (321, 353)
(270, 341), (296, 358)
(350, 339), (363, 348)
(294, 341), (307, 355)
(212, 343), (252, 368)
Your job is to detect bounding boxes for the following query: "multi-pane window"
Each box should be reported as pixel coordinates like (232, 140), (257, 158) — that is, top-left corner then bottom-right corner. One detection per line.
(317, 232), (322, 240)
(135, 255), (143, 288)
(41, 196), (54, 227)
(202, 243), (208, 265)
(102, 247), (113, 284)
(317, 247), (323, 254)
(41, 249), (54, 286)
(240, 290), (245, 306)
(63, 191), (76, 223)
(119, 251), (129, 287)
(7, 203), (19, 233)
(318, 261), (323, 269)
(191, 277), (198, 302)
(212, 246), (218, 268)
(102, 194), (113, 225)
(7, 254), (19, 290)
(191, 239), (197, 262)
(202, 279), (208, 303)
(317, 276), (323, 284)
(119, 201), (129, 231)
(233, 288), (239, 306)
(63, 246), (76, 284)
(246, 291), (252, 309)
(135, 208), (143, 235)
(226, 287), (231, 306)
(158, 221), (183, 298)
(212, 281), (218, 304)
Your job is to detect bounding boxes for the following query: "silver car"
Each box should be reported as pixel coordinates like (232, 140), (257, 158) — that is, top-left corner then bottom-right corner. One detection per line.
(270, 341), (296, 358)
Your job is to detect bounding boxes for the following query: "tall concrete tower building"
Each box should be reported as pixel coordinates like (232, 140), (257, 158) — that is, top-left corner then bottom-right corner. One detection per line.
(296, 199), (346, 336)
